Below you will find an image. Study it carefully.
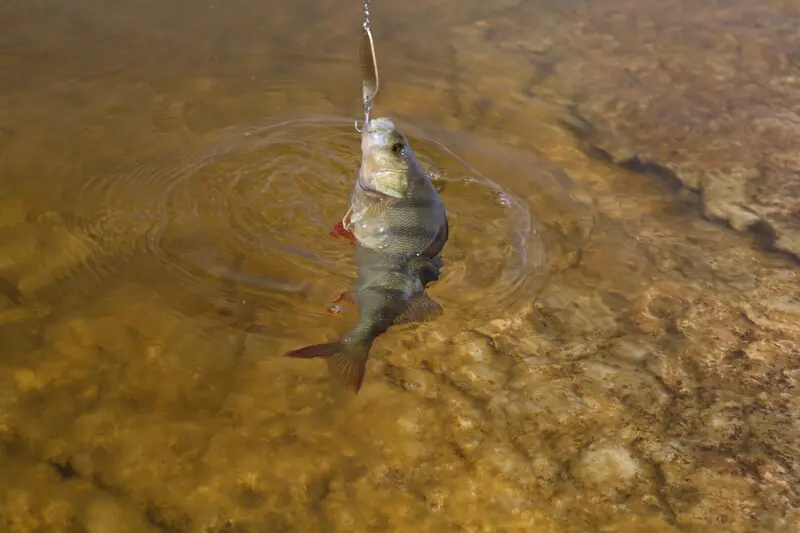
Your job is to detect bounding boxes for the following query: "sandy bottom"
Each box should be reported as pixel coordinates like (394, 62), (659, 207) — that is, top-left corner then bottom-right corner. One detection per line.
(0, 0), (798, 532)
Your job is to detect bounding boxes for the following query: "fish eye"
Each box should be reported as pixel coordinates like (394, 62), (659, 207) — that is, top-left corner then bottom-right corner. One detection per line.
(391, 142), (406, 156)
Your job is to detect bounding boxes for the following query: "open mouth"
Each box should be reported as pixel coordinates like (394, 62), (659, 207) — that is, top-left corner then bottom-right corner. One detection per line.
(366, 117), (395, 133)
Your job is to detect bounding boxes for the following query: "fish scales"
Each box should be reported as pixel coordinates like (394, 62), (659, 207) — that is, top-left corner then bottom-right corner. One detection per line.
(285, 117), (448, 393)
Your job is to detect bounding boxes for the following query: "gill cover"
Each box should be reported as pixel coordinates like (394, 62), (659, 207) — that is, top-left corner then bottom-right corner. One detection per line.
(359, 117), (411, 198)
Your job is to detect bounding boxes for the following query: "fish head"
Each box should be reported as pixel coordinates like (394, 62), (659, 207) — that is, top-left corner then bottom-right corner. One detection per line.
(359, 117), (415, 198)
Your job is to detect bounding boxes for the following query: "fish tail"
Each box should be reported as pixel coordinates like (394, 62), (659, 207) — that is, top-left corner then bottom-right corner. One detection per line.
(284, 340), (369, 393)
(285, 341), (341, 359)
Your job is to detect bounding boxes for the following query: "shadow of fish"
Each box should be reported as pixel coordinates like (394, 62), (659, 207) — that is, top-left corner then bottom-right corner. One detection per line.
(285, 117), (449, 393)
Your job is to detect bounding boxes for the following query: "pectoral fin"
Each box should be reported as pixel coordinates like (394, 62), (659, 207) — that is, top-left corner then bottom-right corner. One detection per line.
(362, 196), (402, 221)
(395, 294), (444, 325)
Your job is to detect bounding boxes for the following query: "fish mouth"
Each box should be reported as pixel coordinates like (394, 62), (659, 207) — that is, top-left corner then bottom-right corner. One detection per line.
(362, 117), (397, 150)
(366, 117), (395, 133)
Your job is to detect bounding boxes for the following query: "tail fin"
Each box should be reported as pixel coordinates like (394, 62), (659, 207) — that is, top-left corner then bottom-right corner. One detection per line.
(284, 341), (368, 393)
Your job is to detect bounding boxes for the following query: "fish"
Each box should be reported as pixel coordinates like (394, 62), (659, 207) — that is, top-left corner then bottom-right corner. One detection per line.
(286, 117), (449, 393)
(340, 117), (449, 259)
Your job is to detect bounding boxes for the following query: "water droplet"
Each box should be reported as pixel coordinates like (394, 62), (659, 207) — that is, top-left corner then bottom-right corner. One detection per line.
(495, 191), (511, 207)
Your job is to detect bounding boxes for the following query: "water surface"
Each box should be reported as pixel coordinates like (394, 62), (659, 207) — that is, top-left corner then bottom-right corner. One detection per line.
(1, 1), (799, 532)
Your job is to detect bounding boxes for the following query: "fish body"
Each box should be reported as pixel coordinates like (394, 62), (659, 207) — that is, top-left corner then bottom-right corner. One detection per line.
(286, 117), (448, 392)
(344, 117), (448, 258)
(286, 245), (444, 391)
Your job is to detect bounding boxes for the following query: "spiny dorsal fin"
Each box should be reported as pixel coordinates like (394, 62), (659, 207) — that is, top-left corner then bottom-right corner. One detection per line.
(395, 294), (444, 325)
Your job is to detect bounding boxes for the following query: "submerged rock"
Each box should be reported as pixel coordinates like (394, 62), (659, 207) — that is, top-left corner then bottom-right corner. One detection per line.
(0, 0), (798, 531)
(573, 443), (642, 496)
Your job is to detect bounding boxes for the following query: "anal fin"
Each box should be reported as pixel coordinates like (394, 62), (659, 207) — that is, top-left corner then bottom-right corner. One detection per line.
(331, 290), (356, 305)
(327, 290), (356, 314)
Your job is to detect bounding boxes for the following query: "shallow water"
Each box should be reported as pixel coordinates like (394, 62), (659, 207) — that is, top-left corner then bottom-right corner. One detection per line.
(1, 1), (799, 532)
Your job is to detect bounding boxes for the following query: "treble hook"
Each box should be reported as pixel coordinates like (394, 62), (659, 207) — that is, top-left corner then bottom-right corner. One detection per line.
(354, 107), (371, 133)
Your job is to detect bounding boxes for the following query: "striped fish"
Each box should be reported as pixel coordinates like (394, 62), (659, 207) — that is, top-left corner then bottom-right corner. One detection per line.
(285, 118), (449, 393)
(344, 117), (448, 257)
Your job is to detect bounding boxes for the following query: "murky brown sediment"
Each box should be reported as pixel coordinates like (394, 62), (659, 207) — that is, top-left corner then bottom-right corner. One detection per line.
(1, 0), (799, 532)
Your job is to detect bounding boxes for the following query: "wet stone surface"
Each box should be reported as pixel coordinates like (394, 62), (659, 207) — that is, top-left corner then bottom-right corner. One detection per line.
(446, 0), (800, 262)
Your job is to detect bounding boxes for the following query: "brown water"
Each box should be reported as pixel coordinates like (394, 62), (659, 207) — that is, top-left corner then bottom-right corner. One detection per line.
(1, 1), (799, 532)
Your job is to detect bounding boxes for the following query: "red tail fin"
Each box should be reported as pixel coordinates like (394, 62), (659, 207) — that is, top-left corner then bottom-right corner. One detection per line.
(284, 341), (367, 393)
(285, 342), (340, 359)
(326, 352), (367, 393)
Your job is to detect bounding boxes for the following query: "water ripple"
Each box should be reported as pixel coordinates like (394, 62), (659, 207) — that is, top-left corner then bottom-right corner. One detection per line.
(50, 113), (593, 336)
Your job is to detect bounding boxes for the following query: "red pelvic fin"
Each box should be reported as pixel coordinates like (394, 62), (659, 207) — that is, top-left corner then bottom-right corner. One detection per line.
(332, 290), (356, 304)
(327, 290), (356, 314)
(330, 220), (357, 244)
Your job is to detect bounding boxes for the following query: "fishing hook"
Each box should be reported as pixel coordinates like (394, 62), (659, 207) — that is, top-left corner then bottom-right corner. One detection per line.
(354, 108), (371, 133)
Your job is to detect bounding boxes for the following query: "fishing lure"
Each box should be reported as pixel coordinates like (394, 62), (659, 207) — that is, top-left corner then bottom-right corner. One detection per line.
(356, 0), (379, 132)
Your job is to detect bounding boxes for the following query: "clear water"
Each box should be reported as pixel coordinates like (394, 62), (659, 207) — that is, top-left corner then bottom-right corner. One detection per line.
(1, 1), (798, 532)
